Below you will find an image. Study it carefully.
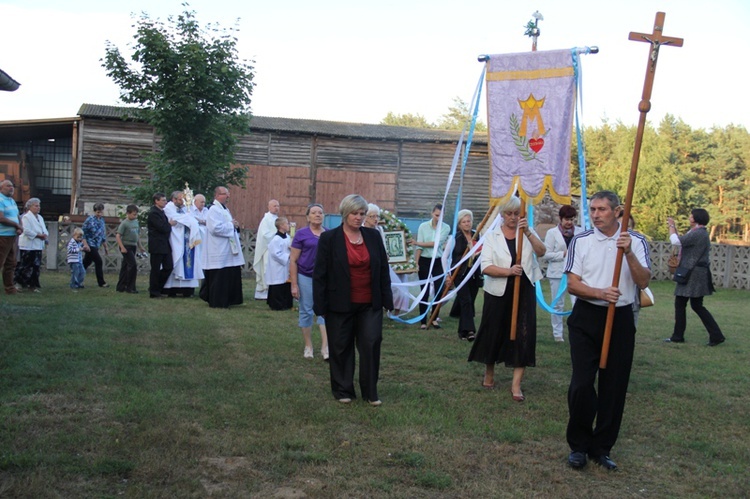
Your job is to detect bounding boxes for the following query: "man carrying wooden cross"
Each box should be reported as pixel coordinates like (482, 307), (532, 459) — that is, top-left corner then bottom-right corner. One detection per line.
(564, 191), (651, 470)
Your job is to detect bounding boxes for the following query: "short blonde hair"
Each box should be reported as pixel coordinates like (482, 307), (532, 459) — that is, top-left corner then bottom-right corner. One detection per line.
(457, 209), (473, 225)
(498, 196), (521, 213)
(339, 194), (368, 218)
(72, 228), (84, 237)
(274, 217), (288, 229)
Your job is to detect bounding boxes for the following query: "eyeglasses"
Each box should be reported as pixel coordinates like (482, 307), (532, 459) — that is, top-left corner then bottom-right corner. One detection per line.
(366, 214), (379, 219)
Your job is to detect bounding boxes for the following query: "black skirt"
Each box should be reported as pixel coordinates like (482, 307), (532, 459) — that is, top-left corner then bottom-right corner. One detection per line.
(468, 274), (536, 368)
(267, 282), (293, 310)
(200, 266), (243, 308)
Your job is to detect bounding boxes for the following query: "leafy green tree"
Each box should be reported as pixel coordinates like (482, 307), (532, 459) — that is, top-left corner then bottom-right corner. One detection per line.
(380, 112), (435, 129)
(102, 7), (254, 204)
(435, 97), (487, 132)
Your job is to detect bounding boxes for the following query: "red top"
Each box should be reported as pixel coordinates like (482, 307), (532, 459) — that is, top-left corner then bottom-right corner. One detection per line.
(345, 237), (372, 304)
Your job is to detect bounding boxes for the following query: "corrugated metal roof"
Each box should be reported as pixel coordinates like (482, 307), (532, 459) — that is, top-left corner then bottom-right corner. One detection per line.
(76, 103), (488, 144)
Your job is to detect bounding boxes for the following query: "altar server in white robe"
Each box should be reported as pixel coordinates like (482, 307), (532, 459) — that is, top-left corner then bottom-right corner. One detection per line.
(163, 190), (202, 297)
(265, 216), (293, 310)
(191, 193), (209, 277)
(200, 186), (245, 308)
(253, 199), (280, 300)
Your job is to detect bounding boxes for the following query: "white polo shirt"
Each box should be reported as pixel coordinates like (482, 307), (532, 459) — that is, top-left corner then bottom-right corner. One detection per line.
(564, 223), (650, 307)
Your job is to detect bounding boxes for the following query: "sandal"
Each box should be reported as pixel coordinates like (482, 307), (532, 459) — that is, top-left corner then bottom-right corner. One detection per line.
(431, 321), (441, 329)
(420, 324), (427, 330)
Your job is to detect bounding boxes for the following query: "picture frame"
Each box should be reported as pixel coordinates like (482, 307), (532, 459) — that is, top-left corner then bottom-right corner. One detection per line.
(383, 230), (408, 264)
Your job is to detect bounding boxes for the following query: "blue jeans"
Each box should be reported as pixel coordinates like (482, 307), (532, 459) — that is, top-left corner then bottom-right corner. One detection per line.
(298, 274), (325, 328)
(70, 262), (85, 288)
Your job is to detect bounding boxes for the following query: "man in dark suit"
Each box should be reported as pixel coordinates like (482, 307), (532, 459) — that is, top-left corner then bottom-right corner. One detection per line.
(147, 192), (176, 298)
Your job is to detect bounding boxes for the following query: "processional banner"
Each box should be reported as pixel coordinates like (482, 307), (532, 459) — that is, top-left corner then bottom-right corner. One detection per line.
(486, 49), (575, 205)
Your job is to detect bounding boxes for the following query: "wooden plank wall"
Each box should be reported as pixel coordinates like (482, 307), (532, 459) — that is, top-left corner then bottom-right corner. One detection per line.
(78, 119), (492, 231)
(229, 165), (311, 229)
(78, 120), (152, 208)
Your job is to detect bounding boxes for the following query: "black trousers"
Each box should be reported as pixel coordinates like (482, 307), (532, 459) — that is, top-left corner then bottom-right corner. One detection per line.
(116, 245), (138, 292)
(418, 256), (445, 325)
(566, 300), (635, 457)
(325, 303), (383, 402)
(672, 295), (724, 343)
(451, 276), (478, 336)
(149, 251), (173, 296)
(83, 246), (106, 286)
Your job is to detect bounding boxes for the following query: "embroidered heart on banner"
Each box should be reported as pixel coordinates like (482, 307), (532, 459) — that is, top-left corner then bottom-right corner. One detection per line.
(529, 138), (544, 153)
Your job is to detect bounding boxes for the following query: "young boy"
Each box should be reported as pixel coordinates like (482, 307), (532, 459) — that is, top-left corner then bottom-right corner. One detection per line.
(265, 217), (293, 310)
(115, 204), (143, 293)
(67, 228), (85, 289)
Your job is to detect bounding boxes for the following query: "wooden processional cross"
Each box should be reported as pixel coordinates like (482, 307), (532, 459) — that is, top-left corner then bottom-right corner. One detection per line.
(600, 12), (683, 369)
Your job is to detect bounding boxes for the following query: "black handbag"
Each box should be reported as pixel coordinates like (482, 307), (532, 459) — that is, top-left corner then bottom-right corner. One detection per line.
(673, 265), (691, 284)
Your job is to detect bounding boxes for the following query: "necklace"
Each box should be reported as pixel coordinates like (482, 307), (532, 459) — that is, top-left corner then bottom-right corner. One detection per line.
(346, 230), (363, 244)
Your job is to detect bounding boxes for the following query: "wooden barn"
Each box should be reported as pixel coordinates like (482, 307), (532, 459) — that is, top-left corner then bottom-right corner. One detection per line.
(73, 104), (493, 229)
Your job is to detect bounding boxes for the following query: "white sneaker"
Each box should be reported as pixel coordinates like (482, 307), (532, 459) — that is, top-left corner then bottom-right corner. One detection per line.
(303, 346), (314, 359)
(321, 346), (329, 360)
(554, 337), (565, 343)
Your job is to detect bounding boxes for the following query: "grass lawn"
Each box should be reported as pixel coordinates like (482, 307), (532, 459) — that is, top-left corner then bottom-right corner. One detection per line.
(1, 272), (748, 497)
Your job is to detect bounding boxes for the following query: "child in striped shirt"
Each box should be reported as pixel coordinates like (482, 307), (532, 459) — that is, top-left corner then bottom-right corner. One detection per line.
(67, 228), (85, 289)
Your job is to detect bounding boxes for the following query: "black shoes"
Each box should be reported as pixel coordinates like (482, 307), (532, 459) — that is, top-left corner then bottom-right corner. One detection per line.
(592, 455), (617, 470)
(568, 451), (587, 469)
(569, 452), (617, 470)
(666, 337), (726, 346)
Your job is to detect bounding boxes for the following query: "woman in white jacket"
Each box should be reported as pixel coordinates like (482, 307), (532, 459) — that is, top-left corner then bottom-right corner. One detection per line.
(542, 205), (582, 342)
(468, 197), (546, 401)
(15, 198), (49, 292)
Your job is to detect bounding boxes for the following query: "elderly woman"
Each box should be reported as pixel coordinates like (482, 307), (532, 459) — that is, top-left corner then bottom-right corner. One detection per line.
(290, 203), (329, 360)
(445, 209), (481, 341)
(82, 202), (109, 288)
(314, 195), (393, 405)
(468, 197), (546, 401)
(665, 209), (725, 346)
(14, 198), (49, 292)
(364, 203), (411, 313)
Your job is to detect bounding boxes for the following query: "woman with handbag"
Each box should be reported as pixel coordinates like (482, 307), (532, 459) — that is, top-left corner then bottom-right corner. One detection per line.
(664, 209), (725, 346)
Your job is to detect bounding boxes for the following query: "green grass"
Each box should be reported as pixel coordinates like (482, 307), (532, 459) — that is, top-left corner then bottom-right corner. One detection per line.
(1, 273), (749, 497)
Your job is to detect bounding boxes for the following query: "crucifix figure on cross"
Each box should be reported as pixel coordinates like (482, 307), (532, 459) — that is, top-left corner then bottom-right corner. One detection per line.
(630, 12), (684, 73)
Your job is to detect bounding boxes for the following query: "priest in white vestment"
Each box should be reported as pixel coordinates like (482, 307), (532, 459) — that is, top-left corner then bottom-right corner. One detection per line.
(163, 191), (202, 297)
(253, 199), (280, 300)
(200, 186), (245, 308)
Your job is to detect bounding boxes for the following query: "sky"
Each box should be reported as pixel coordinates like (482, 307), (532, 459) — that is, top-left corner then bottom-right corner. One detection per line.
(1, 0), (748, 130)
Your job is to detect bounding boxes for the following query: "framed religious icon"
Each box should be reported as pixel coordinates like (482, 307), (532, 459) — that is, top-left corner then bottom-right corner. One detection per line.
(383, 230), (408, 264)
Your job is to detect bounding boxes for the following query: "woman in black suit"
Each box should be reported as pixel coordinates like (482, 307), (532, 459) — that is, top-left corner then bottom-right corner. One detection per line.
(313, 194), (394, 406)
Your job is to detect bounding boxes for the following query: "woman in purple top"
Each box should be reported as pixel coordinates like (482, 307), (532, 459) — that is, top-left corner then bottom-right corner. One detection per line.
(290, 203), (329, 360)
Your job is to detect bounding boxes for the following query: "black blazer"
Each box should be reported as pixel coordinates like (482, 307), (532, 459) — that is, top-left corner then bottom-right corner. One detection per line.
(313, 225), (394, 316)
(147, 205), (172, 254)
